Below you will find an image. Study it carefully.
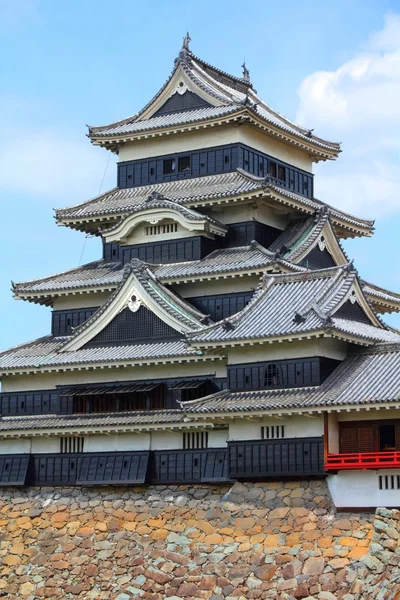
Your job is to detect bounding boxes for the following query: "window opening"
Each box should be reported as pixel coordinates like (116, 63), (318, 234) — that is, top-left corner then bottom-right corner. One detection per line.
(380, 424), (396, 451)
(163, 159), (176, 175)
(268, 161), (277, 178)
(278, 165), (285, 181)
(261, 425), (285, 439)
(224, 155), (230, 164)
(60, 437), (84, 454)
(150, 167), (155, 175)
(265, 363), (282, 387)
(183, 431), (208, 449)
(178, 156), (191, 172)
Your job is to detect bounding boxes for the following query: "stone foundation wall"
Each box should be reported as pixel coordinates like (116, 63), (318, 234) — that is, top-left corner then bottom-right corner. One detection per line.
(0, 480), (399, 600)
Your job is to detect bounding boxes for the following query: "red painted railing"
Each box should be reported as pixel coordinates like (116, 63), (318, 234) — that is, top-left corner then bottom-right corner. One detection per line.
(325, 451), (400, 471)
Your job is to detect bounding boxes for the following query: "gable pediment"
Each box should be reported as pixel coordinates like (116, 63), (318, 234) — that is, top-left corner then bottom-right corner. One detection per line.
(153, 90), (212, 117)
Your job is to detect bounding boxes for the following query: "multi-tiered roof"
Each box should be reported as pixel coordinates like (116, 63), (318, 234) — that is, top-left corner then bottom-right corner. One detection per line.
(1, 35), (400, 442)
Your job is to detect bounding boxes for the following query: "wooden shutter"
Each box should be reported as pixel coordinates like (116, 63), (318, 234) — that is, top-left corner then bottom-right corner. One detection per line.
(357, 424), (375, 452)
(340, 426), (358, 453)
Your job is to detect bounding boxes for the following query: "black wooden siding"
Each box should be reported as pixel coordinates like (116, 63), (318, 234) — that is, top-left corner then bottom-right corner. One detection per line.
(335, 300), (371, 324)
(228, 437), (324, 479)
(0, 455), (30, 486)
(228, 357), (340, 390)
(85, 306), (180, 347)
(117, 143), (314, 199)
(104, 236), (218, 265)
(0, 439), (324, 486)
(0, 390), (59, 416)
(188, 291), (254, 321)
(153, 90), (212, 116)
(150, 448), (229, 484)
(52, 307), (98, 336)
(299, 247), (337, 270)
(76, 452), (149, 485)
(103, 222), (283, 266)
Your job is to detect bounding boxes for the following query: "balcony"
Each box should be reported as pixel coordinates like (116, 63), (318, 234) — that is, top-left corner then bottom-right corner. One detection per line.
(325, 451), (400, 472)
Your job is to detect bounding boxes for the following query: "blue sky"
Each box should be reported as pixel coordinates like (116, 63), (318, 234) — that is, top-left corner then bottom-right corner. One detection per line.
(1, 0), (400, 349)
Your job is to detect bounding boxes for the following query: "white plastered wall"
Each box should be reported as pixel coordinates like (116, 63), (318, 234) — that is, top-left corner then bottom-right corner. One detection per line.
(84, 433), (151, 452)
(327, 470), (400, 508)
(52, 292), (109, 311)
(150, 431), (183, 450)
(227, 338), (348, 364)
(207, 202), (289, 230)
(0, 439), (31, 454)
(31, 438), (59, 453)
(2, 360), (226, 392)
(118, 125), (313, 173)
(229, 415), (323, 441)
(208, 429), (229, 447)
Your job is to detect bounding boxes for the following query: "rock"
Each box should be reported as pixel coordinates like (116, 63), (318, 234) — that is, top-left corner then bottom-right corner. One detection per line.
(253, 565), (277, 581)
(303, 557), (325, 576)
(318, 593), (337, 600)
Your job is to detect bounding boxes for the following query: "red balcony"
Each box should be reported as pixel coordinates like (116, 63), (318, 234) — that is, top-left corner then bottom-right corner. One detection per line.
(325, 451), (400, 471)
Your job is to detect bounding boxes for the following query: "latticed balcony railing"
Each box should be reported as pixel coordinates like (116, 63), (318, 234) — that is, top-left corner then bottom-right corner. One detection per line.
(325, 451), (400, 471)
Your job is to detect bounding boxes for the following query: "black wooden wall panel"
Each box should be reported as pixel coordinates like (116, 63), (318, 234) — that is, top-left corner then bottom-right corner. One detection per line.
(85, 306), (179, 346)
(224, 221), (282, 248)
(299, 247), (337, 270)
(52, 308), (98, 336)
(188, 291), (254, 321)
(117, 143), (314, 199)
(151, 448), (229, 484)
(334, 300), (371, 324)
(228, 358), (321, 390)
(0, 390), (59, 416)
(153, 91), (212, 116)
(30, 454), (80, 485)
(76, 452), (149, 485)
(103, 236), (219, 265)
(0, 455), (30, 486)
(228, 437), (324, 479)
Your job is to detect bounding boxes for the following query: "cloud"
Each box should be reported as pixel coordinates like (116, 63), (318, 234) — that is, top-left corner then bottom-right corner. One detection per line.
(0, 130), (115, 205)
(296, 13), (400, 218)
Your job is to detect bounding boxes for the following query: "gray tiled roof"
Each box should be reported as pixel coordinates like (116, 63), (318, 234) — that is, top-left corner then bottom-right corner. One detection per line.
(55, 170), (373, 237)
(362, 281), (400, 308)
(270, 213), (330, 262)
(188, 266), (400, 346)
(12, 244), (300, 300)
(88, 50), (339, 154)
(183, 344), (400, 414)
(0, 336), (201, 374)
(12, 260), (122, 299)
(0, 410), (186, 432)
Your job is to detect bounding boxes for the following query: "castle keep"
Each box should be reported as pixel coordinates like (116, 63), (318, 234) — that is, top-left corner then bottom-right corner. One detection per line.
(2, 37), (400, 509)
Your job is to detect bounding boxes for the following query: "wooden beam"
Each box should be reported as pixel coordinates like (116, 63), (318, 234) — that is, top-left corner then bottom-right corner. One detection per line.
(324, 412), (329, 463)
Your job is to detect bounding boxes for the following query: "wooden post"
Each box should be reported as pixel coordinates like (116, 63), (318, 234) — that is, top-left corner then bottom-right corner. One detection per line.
(324, 412), (329, 465)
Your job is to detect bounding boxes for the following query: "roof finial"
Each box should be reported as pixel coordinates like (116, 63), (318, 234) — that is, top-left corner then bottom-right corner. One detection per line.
(182, 32), (191, 51)
(241, 60), (250, 82)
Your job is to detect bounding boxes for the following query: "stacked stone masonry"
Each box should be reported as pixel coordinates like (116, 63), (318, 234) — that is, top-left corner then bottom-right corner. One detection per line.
(0, 481), (399, 600)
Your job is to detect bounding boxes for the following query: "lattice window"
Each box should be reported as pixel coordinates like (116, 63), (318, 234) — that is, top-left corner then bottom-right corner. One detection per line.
(145, 223), (178, 236)
(183, 431), (208, 449)
(261, 425), (285, 440)
(379, 474), (400, 490)
(60, 437), (84, 454)
(264, 363), (282, 387)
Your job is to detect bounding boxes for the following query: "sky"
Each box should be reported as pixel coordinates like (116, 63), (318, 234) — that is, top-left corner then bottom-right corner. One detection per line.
(1, 0), (400, 349)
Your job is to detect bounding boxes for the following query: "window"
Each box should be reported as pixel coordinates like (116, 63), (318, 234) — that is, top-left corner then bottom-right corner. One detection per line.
(183, 431), (208, 449)
(261, 425), (285, 440)
(163, 159), (176, 175)
(178, 156), (191, 173)
(60, 437), (84, 453)
(145, 223), (178, 236)
(265, 363), (282, 387)
(278, 165), (286, 181)
(380, 424), (396, 451)
(379, 474), (400, 490)
(268, 161), (277, 178)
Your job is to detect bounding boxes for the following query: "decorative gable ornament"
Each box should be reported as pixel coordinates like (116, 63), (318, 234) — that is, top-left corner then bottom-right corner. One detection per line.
(128, 295), (142, 313)
(317, 236), (326, 252)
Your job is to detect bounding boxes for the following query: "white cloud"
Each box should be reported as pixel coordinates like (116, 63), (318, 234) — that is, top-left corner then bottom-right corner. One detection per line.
(0, 130), (115, 205)
(296, 13), (400, 218)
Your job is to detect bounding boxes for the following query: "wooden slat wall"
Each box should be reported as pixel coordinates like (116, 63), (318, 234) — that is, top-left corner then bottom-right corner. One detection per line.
(52, 307), (98, 336)
(150, 449), (229, 484)
(188, 291), (254, 321)
(228, 438), (324, 479)
(0, 455), (30, 486)
(0, 391), (59, 416)
(76, 452), (150, 485)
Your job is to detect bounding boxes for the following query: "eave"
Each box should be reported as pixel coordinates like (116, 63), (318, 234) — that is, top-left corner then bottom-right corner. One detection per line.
(89, 109), (340, 162)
